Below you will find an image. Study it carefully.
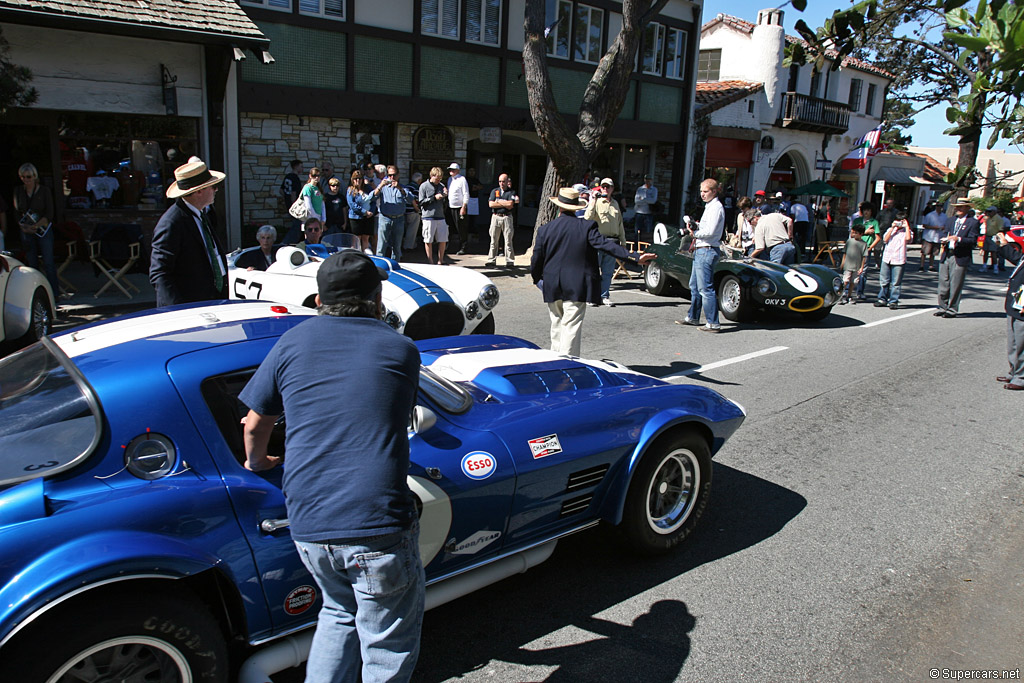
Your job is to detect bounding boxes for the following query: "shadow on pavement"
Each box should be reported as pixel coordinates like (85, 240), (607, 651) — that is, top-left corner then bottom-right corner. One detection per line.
(412, 463), (806, 682)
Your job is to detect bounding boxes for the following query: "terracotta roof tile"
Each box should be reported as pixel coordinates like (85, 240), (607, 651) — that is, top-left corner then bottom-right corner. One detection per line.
(0, 0), (266, 42)
(702, 13), (894, 80)
(695, 80), (763, 115)
(886, 149), (953, 182)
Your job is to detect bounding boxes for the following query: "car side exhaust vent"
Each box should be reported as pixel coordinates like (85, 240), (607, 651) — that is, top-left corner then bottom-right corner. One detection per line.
(560, 494), (593, 517)
(566, 464), (609, 492)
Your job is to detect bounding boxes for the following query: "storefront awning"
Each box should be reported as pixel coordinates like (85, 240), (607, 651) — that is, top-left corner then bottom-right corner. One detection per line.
(706, 137), (754, 168)
(872, 166), (930, 186)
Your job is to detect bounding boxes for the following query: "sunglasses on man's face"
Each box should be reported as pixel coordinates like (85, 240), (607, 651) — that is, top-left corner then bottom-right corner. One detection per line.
(306, 225), (323, 231)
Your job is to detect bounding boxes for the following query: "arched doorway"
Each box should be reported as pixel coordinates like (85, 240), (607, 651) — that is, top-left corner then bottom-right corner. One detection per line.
(769, 151), (809, 195)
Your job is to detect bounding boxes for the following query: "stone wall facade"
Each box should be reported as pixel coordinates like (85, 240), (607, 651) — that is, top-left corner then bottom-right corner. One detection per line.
(239, 113), (474, 237)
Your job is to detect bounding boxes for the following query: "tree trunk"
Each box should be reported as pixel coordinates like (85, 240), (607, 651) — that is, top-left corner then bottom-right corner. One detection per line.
(522, 0), (671, 242)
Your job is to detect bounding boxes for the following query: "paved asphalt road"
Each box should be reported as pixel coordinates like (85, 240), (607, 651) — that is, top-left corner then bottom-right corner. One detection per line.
(46, 254), (1022, 681)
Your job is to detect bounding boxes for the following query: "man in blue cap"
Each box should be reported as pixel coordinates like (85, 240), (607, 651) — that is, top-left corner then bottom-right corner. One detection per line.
(240, 250), (424, 682)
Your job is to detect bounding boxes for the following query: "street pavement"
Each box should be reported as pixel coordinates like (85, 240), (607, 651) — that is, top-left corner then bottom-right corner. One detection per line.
(45, 245), (1023, 682)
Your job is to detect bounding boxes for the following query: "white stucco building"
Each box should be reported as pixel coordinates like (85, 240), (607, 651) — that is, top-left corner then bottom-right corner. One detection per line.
(909, 147), (1024, 199)
(697, 10), (894, 217)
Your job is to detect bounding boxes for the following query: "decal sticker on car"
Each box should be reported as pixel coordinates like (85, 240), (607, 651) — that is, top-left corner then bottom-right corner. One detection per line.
(528, 434), (562, 459)
(461, 451), (496, 480)
(450, 530), (502, 555)
(283, 585), (317, 615)
(784, 271), (818, 293)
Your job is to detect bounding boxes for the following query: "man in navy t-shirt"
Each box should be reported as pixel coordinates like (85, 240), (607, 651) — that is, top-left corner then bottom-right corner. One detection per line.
(240, 250), (423, 682)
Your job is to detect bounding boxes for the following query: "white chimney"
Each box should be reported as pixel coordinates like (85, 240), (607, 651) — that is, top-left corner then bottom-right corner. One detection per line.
(751, 8), (785, 104)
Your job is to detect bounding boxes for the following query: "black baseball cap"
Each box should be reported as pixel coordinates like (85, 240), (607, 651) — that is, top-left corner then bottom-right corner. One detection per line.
(316, 251), (388, 304)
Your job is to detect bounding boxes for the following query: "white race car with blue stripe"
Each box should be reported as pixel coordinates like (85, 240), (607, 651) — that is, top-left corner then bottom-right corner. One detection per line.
(228, 238), (499, 339)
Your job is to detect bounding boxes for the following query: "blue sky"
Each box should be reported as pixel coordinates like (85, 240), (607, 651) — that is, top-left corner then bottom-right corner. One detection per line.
(711, 0), (1014, 152)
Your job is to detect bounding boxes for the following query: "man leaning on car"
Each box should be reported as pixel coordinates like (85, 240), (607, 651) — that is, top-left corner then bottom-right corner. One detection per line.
(239, 251), (424, 682)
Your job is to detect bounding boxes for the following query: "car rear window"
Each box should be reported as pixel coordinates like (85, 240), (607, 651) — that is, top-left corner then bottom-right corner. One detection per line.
(0, 339), (103, 489)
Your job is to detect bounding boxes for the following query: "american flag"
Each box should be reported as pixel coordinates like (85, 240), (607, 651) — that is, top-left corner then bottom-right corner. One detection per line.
(840, 125), (885, 170)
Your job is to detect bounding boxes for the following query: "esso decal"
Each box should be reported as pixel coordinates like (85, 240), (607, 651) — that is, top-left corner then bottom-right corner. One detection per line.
(283, 585), (316, 615)
(784, 271), (817, 293)
(461, 451), (496, 480)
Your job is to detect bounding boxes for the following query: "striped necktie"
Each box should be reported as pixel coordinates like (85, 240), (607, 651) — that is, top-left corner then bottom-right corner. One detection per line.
(199, 212), (223, 293)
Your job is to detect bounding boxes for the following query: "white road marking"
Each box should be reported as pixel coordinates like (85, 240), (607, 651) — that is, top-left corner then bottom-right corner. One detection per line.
(860, 308), (934, 328)
(663, 346), (789, 381)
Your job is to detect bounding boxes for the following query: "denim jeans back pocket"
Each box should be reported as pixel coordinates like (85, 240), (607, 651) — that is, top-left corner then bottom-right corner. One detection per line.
(354, 536), (414, 597)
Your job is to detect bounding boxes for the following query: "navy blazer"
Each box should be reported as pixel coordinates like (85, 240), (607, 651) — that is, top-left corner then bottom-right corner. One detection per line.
(150, 198), (227, 307)
(942, 215), (981, 267)
(531, 214), (633, 304)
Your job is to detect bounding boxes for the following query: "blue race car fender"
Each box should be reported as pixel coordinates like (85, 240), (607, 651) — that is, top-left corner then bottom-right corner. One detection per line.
(601, 396), (745, 527)
(0, 529), (239, 646)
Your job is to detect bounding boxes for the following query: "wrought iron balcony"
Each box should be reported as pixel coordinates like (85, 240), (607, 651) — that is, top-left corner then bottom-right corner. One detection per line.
(776, 92), (850, 134)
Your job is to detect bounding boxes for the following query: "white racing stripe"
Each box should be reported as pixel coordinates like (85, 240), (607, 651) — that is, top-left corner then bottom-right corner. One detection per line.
(860, 308), (934, 328)
(663, 346), (789, 381)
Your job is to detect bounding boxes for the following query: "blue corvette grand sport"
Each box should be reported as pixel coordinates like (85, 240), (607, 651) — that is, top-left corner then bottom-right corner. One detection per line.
(0, 302), (745, 682)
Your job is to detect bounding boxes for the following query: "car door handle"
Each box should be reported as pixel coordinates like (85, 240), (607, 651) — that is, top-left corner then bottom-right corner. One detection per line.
(260, 518), (290, 533)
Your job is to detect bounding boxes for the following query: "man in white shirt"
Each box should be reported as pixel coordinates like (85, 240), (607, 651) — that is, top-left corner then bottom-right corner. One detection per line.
(446, 162), (470, 255)
(749, 210), (796, 264)
(789, 197), (810, 260)
(919, 203), (947, 272)
(633, 174), (658, 243)
(676, 179), (726, 332)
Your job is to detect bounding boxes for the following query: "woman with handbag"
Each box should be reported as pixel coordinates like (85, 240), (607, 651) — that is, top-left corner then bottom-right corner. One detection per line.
(13, 162), (58, 295)
(347, 169), (376, 254)
(295, 168), (325, 240)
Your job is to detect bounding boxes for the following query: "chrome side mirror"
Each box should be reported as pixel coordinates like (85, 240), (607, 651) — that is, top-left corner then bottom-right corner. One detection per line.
(411, 406), (437, 434)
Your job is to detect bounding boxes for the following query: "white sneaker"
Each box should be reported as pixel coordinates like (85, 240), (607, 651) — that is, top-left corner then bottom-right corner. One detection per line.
(602, 296), (613, 307)
(363, 248), (373, 255)
(587, 302), (599, 307)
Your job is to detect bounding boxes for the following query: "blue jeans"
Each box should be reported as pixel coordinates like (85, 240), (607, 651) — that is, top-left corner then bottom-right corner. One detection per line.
(283, 218), (303, 245)
(376, 214), (406, 261)
(878, 261), (904, 304)
(295, 521), (424, 683)
(25, 227), (58, 295)
(688, 247), (720, 326)
(634, 213), (654, 242)
(598, 250), (616, 299)
(769, 242), (796, 265)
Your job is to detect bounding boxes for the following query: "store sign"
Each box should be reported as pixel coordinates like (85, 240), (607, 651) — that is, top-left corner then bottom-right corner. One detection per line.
(413, 127), (455, 160)
(875, 180), (886, 194)
(480, 126), (502, 144)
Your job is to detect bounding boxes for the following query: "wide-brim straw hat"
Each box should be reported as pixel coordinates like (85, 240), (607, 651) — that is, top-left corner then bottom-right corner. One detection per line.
(951, 198), (973, 208)
(549, 187), (587, 212)
(166, 160), (226, 198)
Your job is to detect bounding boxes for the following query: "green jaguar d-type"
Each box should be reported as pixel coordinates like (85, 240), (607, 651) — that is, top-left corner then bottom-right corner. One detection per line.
(643, 229), (842, 322)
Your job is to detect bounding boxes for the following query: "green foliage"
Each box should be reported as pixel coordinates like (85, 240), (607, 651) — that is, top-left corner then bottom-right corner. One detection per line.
(0, 27), (37, 115)
(969, 190), (1015, 214)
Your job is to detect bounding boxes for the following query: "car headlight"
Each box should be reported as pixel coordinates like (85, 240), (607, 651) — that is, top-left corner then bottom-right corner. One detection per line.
(757, 278), (776, 296)
(384, 310), (401, 329)
(465, 300), (480, 320)
(479, 284), (499, 310)
(832, 276), (842, 293)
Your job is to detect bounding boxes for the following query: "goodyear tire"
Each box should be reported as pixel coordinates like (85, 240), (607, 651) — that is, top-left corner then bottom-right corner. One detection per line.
(717, 275), (753, 322)
(618, 431), (712, 555)
(16, 289), (52, 346)
(3, 591), (228, 683)
(471, 312), (495, 334)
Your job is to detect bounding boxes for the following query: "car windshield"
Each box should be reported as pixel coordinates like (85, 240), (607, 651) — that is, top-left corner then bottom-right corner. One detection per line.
(420, 365), (472, 414)
(0, 339), (103, 489)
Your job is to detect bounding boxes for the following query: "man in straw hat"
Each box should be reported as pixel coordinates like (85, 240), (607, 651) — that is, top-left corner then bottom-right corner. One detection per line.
(531, 186), (655, 355)
(240, 250), (424, 681)
(150, 158), (228, 307)
(935, 199), (980, 318)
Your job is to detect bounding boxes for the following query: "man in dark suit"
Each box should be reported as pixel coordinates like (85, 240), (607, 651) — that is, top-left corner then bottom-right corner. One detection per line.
(150, 159), (227, 307)
(935, 200), (981, 318)
(531, 187), (654, 355)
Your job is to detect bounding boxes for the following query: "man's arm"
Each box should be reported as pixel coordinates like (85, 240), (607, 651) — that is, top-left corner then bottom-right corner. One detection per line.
(488, 189), (502, 210)
(243, 409), (283, 472)
(149, 213), (183, 302)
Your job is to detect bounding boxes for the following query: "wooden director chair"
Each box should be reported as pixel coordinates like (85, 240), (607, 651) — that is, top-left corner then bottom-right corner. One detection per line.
(57, 242), (78, 296)
(89, 232), (141, 299)
(811, 222), (844, 268)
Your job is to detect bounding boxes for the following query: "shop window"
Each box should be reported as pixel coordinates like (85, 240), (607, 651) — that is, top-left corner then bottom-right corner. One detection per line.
(422, 0), (460, 40)
(241, 0), (290, 11)
(351, 121), (394, 171)
(467, 0), (501, 46)
(641, 22), (665, 75)
(697, 49), (720, 81)
(573, 5), (604, 64)
(545, 0), (572, 59)
(848, 78), (863, 112)
(298, 0), (344, 20)
(58, 113), (199, 212)
(664, 28), (686, 80)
